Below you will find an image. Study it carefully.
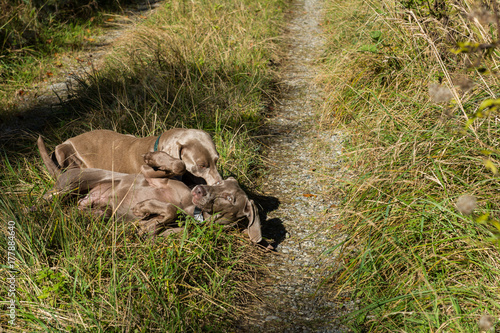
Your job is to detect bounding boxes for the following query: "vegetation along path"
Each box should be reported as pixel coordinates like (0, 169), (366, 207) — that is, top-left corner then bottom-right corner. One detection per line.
(241, 0), (347, 331)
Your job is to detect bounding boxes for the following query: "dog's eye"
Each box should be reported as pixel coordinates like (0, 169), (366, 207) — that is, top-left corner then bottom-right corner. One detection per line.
(198, 163), (208, 169)
(226, 196), (233, 202)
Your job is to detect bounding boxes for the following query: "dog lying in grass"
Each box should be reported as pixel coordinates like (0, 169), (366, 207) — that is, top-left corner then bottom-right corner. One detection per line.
(38, 136), (262, 243)
(48, 129), (222, 185)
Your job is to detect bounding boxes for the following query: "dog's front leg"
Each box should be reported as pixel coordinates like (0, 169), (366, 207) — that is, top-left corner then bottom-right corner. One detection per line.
(142, 151), (186, 178)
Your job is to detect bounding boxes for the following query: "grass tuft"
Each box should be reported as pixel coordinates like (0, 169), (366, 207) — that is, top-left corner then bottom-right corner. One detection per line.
(321, 0), (500, 331)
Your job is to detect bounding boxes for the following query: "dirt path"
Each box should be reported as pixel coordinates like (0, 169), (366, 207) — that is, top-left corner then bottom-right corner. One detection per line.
(0, 1), (160, 138)
(239, 0), (349, 331)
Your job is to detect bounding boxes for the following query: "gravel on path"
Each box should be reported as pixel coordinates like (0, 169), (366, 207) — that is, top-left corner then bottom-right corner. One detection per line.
(238, 0), (350, 331)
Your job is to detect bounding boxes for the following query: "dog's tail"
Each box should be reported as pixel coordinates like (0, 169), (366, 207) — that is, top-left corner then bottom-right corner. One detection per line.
(37, 136), (61, 177)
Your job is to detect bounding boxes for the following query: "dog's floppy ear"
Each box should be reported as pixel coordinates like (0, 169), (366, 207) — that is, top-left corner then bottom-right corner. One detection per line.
(162, 141), (183, 160)
(54, 142), (87, 170)
(243, 199), (262, 243)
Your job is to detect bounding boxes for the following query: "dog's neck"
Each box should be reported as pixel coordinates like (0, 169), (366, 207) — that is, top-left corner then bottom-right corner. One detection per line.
(153, 134), (162, 152)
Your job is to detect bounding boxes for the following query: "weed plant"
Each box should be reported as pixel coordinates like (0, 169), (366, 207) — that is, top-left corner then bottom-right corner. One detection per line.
(321, 0), (500, 331)
(0, 0), (284, 330)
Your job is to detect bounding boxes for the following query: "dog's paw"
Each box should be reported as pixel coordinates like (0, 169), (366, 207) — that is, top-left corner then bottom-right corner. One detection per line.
(136, 219), (157, 237)
(136, 217), (170, 237)
(43, 189), (60, 201)
(143, 152), (161, 168)
(162, 160), (186, 175)
(132, 201), (150, 217)
(159, 227), (184, 237)
(143, 152), (186, 175)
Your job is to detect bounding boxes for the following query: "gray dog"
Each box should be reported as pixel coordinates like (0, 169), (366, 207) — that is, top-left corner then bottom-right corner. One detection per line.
(38, 137), (262, 243)
(49, 129), (222, 185)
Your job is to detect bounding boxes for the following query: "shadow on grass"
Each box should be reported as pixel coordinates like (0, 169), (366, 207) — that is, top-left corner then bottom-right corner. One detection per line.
(0, 46), (275, 160)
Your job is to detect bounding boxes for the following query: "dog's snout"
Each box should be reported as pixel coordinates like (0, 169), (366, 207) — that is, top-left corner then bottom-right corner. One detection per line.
(193, 185), (206, 197)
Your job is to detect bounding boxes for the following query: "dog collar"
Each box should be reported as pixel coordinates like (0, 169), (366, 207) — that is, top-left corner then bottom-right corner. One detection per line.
(193, 206), (204, 223)
(153, 135), (161, 152)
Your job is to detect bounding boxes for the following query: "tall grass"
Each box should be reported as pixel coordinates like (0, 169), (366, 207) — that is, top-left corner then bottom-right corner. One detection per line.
(321, 0), (500, 331)
(0, 0), (284, 330)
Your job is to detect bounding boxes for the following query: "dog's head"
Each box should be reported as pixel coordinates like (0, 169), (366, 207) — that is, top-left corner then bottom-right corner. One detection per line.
(161, 129), (222, 185)
(191, 177), (262, 243)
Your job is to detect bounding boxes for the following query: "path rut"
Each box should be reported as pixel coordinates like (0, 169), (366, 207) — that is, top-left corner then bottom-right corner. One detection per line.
(239, 0), (349, 331)
(0, 0), (160, 138)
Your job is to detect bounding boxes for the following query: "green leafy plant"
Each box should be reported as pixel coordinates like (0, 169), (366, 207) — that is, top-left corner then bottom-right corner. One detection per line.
(35, 268), (68, 304)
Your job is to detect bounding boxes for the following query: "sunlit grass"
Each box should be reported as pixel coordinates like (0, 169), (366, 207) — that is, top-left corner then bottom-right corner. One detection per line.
(321, 0), (500, 331)
(0, 15), (106, 102)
